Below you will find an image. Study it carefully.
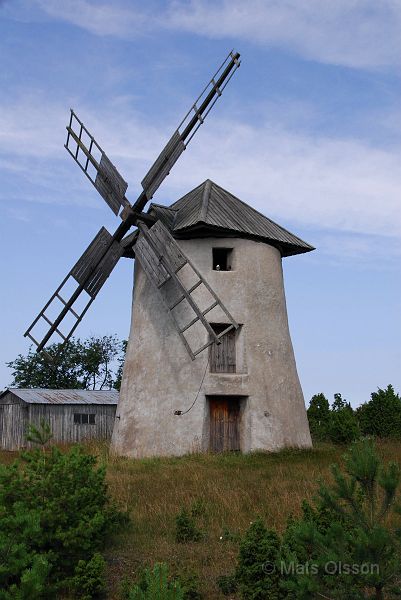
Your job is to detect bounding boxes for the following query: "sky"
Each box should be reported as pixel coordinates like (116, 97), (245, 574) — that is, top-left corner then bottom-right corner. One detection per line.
(0, 0), (400, 407)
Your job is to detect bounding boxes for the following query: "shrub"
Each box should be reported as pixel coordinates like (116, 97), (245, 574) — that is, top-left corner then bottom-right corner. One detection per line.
(216, 574), (238, 596)
(308, 392), (359, 444)
(235, 517), (282, 599)
(71, 553), (106, 600)
(175, 508), (203, 543)
(180, 571), (202, 600)
(0, 444), (122, 597)
(0, 502), (50, 599)
(327, 394), (360, 444)
(127, 563), (184, 600)
(357, 385), (401, 438)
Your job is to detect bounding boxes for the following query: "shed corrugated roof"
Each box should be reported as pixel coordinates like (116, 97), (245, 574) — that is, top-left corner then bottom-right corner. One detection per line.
(149, 180), (314, 257)
(1, 389), (119, 405)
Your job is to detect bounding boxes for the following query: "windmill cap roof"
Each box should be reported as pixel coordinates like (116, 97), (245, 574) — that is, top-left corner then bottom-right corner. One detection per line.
(149, 179), (314, 257)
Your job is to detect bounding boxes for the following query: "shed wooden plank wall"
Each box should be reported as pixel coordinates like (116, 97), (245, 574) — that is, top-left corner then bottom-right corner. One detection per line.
(0, 403), (28, 451)
(28, 404), (116, 446)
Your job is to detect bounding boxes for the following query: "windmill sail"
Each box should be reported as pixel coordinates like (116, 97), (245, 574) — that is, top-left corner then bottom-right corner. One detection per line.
(141, 131), (186, 201)
(24, 228), (123, 351)
(135, 221), (238, 360)
(140, 50), (240, 202)
(65, 110), (129, 216)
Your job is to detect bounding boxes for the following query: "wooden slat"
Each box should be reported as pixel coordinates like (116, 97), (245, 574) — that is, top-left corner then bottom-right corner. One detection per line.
(210, 324), (236, 373)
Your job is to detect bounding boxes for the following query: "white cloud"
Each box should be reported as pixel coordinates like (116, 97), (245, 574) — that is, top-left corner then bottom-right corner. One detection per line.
(1, 94), (400, 254)
(29, 0), (401, 69)
(160, 118), (401, 240)
(34, 0), (149, 37)
(167, 0), (401, 69)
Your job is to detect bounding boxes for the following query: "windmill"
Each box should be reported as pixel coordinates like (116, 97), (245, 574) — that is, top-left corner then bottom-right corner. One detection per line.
(25, 50), (313, 457)
(24, 51), (241, 358)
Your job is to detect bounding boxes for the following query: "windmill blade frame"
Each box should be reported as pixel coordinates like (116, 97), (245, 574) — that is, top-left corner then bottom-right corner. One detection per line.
(135, 220), (239, 360)
(25, 50), (241, 354)
(65, 110), (130, 216)
(24, 228), (124, 351)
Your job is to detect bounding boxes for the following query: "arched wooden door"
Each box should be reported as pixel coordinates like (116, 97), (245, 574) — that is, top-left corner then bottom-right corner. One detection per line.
(209, 396), (241, 452)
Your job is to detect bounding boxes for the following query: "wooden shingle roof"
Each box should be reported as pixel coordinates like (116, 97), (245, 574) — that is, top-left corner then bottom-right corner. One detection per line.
(150, 180), (314, 257)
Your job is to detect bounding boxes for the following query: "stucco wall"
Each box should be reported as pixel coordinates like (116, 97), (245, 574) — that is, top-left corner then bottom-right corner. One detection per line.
(111, 236), (312, 457)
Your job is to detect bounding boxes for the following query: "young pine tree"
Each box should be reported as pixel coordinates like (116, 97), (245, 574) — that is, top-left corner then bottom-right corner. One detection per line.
(284, 438), (401, 599)
(235, 517), (283, 599)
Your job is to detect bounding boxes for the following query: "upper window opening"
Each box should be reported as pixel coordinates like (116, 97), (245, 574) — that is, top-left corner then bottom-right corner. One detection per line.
(213, 248), (233, 271)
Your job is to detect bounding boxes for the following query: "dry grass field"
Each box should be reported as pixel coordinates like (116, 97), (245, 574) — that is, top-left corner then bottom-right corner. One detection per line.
(1, 440), (400, 599)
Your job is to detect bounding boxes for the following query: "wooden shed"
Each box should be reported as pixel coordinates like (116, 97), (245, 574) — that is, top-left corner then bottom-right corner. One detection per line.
(0, 388), (118, 450)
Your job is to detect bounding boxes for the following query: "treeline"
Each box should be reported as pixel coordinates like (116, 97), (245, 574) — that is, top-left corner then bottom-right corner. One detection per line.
(307, 384), (401, 444)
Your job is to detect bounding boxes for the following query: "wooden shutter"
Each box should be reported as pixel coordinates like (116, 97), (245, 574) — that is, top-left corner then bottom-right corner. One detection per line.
(210, 324), (236, 373)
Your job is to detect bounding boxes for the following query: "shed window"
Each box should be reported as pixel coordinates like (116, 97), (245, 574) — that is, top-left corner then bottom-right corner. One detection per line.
(213, 248), (233, 271)
(74, 413), (95, 425)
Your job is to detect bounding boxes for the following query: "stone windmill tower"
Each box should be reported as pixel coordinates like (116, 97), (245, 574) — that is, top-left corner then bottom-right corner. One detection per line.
(111, 180), (314, 457)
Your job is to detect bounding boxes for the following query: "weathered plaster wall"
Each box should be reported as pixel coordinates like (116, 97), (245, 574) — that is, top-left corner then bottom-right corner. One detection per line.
(111, 237), (312, 457)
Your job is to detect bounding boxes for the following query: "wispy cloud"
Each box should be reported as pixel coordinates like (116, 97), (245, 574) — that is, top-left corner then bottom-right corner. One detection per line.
(1, 93), (400, 253)
(163, 119), (401, 240)
(313, 231), (401, 268)
(27, 0), (401, 69)
(168, 0), (401, 69)
(34, 0), (150, 37)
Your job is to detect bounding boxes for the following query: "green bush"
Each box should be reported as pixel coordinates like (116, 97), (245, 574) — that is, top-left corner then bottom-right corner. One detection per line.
(357, 385), (401, 438)
(235, 517), (283, 599)
(127, 563), (184, 599)
(71, 553), (106, 600)
(308, 393), (360, 444)
(0, 443), (122, 597)
(179, 571), (203, 600)
(0, 502), (50, 599)
(216, 574), (238, 596)
(175, 508), (203, 543)
(327, 394), (360, 444)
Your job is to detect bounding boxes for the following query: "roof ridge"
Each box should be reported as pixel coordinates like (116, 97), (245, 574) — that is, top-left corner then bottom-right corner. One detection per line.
(199, 179), (212, 222)
(169, 181), (204, 209)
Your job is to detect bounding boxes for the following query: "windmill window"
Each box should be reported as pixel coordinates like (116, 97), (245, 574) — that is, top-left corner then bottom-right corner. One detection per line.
(213, 248), (233, 271)
(74, 413), (95, 425)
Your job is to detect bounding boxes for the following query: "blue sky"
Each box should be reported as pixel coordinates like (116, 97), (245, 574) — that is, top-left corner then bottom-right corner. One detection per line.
(1, 0), (400, 407)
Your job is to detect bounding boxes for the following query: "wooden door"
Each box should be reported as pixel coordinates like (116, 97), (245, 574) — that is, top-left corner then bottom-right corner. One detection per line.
(209, 397), (241, 452)
(210, 324), (236, 373)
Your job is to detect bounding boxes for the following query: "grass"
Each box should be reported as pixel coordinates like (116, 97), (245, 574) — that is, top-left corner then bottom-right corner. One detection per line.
(1, 439), (400, 599)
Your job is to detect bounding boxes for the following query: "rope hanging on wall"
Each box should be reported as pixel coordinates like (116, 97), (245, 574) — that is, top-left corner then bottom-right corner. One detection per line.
(174, 354), (210, 416)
